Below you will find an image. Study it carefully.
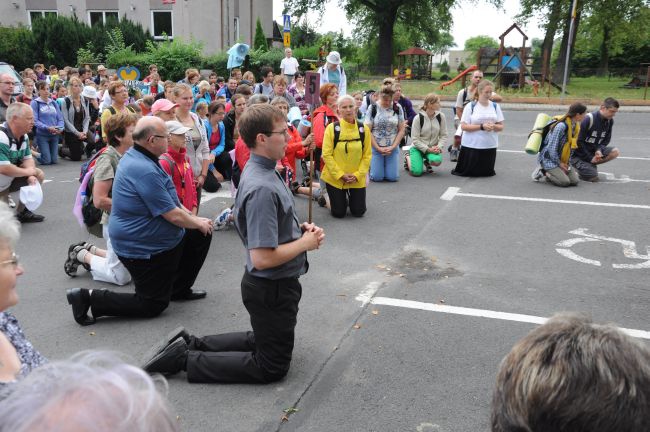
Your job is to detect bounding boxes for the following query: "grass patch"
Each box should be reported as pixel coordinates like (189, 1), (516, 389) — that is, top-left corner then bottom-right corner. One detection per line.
(348, 76), (647, 101)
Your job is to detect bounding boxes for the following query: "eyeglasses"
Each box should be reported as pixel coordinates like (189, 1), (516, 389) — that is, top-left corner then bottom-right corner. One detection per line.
(0, 252), (19, 269)
(263, 129), (289, 137)
(152, 134), (171, 141)
(0, 81), (16, 85)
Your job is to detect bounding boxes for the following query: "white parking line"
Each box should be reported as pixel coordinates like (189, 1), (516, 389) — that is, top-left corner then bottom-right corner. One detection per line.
(498, 149), (650, 161)
(366, 296), (650, 340)
(439, 187), (650, 210)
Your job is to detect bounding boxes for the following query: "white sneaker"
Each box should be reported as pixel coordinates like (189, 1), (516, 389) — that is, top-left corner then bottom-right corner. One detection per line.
(531, 166), (544, 182)
(214, 207), (233, 231)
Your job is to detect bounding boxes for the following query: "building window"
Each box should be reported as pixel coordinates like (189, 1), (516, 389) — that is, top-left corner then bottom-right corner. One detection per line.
(152, 11), (173, 40)
(89, 11), (119, 26)
(28, 10), (57, 26)
(233, 17), (240, 42)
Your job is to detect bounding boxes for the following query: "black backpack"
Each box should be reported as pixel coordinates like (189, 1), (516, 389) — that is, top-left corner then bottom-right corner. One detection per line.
(332, 121), (365, 153)
(369, 102), (400, 120)
(417, 112), (441, 129)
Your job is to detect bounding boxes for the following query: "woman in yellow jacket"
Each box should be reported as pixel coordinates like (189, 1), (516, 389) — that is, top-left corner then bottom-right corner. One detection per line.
(321, 95), (372, 218)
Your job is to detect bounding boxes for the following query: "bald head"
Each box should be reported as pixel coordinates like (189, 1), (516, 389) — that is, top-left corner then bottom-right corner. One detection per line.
(132, 116), (169, 157)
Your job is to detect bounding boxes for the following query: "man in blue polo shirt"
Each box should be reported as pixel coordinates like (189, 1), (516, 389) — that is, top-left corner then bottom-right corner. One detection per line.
(66, 116), (214, 326)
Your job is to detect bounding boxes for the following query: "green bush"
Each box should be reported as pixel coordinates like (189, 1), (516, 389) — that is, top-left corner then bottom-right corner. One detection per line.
(253, 18), (268, 52)
(293, 45), (320, 72)
(201, 52), (230, 78)
(105, 48), (150, 72)
(145, 38), (203, 82)
(0, 26), (35, 71)
(439, 59), (450, 73)
(247, 48), (284, 78)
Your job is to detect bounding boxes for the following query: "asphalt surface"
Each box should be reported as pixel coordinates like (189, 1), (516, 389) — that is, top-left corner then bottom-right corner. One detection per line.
(10, 109), (650, 431)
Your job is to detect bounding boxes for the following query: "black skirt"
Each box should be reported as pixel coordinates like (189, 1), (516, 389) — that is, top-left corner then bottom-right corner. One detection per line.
(451, 146), (496, 177)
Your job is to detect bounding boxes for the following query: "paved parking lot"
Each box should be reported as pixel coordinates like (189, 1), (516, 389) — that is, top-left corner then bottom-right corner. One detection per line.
(11, 109), (650, 431)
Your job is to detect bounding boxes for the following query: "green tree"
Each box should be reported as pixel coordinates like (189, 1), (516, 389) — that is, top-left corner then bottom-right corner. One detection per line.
(253, 17), (268, 51)
(284, 0), (478, 72)
(464, 35), (499, 52)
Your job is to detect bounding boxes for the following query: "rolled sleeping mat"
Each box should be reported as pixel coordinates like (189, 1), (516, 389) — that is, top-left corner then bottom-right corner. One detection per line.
(288, 106), (302, 127)
(525, 113), (551, 155)
(298, 118), (312, 138)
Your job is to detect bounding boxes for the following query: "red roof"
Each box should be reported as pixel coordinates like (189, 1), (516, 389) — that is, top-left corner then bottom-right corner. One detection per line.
(397, 47), (432, 56)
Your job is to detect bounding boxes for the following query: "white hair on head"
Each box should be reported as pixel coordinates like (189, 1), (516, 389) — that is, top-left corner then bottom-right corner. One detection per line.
(5, 102), (31, 122)
(0, 201), (20, 248)
(0, 351), (179, 432)
(337, 94), (355, 107)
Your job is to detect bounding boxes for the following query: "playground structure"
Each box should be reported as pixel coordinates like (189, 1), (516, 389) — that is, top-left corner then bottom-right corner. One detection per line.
(439, 23), (564, 94)
(392, 47), (433, 80)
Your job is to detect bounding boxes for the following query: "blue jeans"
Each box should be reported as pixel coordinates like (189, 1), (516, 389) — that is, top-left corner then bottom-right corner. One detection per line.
(370, 147), (400, 181)
(36, 133), (59, 165)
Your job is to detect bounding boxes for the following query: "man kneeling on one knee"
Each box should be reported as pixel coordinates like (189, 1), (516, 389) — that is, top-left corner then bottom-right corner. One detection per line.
(66, 116), (213, 326)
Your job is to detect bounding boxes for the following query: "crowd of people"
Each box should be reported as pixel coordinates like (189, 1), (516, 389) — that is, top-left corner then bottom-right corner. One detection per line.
(0, 50), (636, 428)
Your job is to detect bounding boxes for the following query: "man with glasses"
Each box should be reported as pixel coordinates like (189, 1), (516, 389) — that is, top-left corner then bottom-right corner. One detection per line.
(66, 116), (213, 326)
(451, 70), (502, 161)
(0, 103), (45, 223)
(142, 104), (325, 384)
(0, 74), (17, 123)
(571, 97), (621, 182)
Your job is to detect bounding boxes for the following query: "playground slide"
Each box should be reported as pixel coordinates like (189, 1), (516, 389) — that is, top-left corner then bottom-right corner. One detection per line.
(438, 65), (478, 90)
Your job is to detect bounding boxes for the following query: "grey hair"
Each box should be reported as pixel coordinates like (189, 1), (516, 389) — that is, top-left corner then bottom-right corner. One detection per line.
(0, 201), (20, 248)
(247, 93), (269, 106)
(337, 94), (356, 107)
(5, 102), (31, 122)
(0, 351), (179, 432)
(491, 312), (650, 432)
(270, 96), (289, 107)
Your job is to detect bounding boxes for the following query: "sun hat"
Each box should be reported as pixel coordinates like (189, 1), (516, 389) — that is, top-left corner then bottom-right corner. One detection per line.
(165, 120), (191, 135)
(81, 86), (97, 99)
(326, 51), (342, 65)
(151, 99), (179, 115)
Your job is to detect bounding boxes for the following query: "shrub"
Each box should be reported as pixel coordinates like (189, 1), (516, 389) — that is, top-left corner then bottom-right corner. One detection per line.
(77, 42), (104, 66)
(145, 38), (203, 81)
(253, 17), (268, 52)
(0, 26), (36, 71)
(247, 47), (284, 78)
(439, 59), (450, 73)
(105, 47), (150, 72)
(293, 45), (320, 72)
(201, 51), (230, 78)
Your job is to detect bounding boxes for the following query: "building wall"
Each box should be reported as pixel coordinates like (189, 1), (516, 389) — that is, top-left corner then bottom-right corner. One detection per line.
(448, 50), (476, 69)
(0, 0), (273, 55)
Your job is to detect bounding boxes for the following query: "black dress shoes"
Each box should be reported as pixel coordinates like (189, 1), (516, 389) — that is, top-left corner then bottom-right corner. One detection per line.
(170, 290), (207, 301)
(142, 337), (188, 375)
(66, 288), (96, 326)
(143, 326), (191, 363)
(17, 209), (45, 223)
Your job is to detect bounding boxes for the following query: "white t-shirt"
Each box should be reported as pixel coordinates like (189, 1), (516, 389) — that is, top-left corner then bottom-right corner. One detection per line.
(460, 101), (504, 149)
(280, 57), (300, 75)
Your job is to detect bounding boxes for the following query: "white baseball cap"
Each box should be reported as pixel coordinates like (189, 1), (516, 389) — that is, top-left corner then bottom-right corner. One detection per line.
(82, 86), (97, 99)
(166, 120), (191, 135)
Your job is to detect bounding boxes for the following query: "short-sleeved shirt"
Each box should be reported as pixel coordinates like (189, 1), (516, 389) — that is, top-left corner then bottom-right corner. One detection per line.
(460, 102), (505, 149)
(108, 145), (184, 259)
(364, 104), (405, 147)
(328, 68), (341, 89)
(0, 123), (32, 191)
(234, 153), (306, 280)
(280, 57), (300, 75)
(92, 145), (122, 225)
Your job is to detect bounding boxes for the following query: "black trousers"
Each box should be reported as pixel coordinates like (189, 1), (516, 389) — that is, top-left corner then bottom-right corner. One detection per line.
(325, 184), (366, 218)
(202, 170), (222, 193)
(90, 229), (212, 319)
(186, 271), (302, 383)
(213, 152), (232, 181)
